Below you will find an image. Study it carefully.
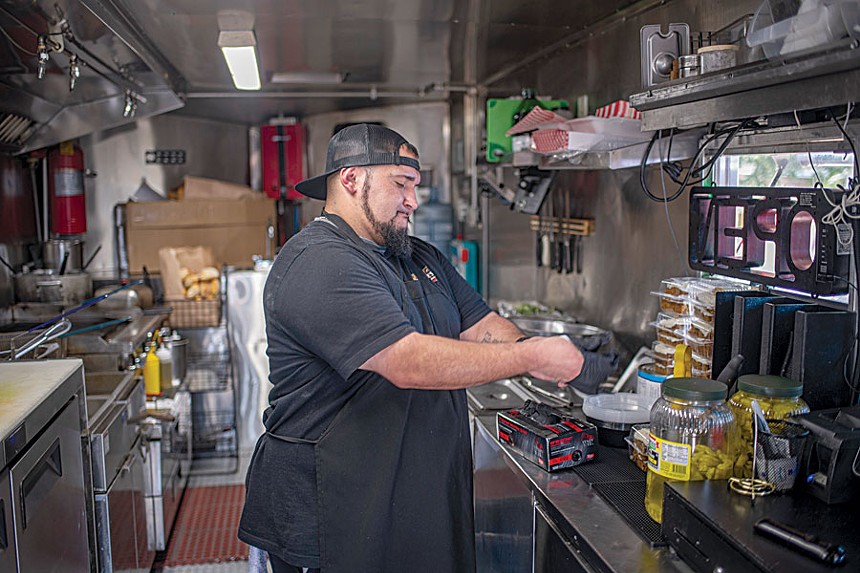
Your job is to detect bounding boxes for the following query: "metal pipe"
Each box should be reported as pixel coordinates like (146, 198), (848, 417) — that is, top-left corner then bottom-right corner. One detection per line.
(41, 157), (49, 240)
(30, 163), (41, 245)
(186, 90), (448, 99)
(0, 5), (40, 37)
(60, 40), (147, 102)
(481, 0), (671, 87)
(464, 0), (480, 228)
(481, 192), (490, 299)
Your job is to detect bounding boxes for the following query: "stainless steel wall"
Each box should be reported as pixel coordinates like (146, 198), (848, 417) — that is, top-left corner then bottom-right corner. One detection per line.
(483, 0), (760, 352)
(80, 115), (250, 276)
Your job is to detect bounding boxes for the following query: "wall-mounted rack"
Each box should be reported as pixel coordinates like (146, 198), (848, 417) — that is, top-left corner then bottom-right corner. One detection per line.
(529, 216), (595, 237)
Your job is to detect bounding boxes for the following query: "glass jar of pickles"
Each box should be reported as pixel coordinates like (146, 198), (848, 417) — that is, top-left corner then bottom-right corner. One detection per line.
(727, 375), (809, 478)
(645, 378), (735, 523)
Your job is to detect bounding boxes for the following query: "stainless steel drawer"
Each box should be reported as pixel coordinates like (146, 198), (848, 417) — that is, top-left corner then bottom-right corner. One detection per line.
(94, 441), (155, 573)
(9, 396), (90, 573)
(0, 472), (16, 573)
(90, 402), (138, 493)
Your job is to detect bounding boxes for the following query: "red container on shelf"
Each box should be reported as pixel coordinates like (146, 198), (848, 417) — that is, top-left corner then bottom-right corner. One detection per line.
(261, 123), (305, 200)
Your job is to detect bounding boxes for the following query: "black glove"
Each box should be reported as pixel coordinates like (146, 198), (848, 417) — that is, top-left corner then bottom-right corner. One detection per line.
(570, 331), (612, 352)
(569, 350), (619, 395)
(520, 400), (564, 425)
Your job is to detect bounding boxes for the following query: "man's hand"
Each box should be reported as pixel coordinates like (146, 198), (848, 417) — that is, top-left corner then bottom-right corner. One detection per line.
(569, 350), (619, 394)
(523, 336), (584, 385)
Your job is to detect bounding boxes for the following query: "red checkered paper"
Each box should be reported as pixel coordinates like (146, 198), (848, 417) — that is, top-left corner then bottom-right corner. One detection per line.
(506, 106), (570, 136)
(595, 100), (641, 120)
(532, 130), (573, 154)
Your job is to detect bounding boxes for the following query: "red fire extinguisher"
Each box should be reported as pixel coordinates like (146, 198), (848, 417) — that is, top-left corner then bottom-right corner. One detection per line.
(48, 141), (86, 236)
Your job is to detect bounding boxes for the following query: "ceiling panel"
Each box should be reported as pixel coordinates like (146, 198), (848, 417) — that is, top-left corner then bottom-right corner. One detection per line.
(2, 0), (650, 129)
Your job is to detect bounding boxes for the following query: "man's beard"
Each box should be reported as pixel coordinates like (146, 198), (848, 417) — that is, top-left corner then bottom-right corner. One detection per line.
(361, 175), (413, 258)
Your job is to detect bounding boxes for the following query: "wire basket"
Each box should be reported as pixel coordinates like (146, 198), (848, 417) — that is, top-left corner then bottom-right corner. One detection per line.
(191, 409), (237, 457)
(185, 352), (232, 392)
(168, 298), (222, 328)
(754, 420), (809, 492)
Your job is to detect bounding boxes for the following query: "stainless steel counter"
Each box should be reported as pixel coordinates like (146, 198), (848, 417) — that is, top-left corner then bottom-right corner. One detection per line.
(473, 415), (693, 573)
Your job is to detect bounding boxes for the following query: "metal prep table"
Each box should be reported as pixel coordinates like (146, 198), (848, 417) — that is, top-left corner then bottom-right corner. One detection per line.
(0, 359), (91, 573)
(87, 369), (154, 573)
(473, 413), (693, 573)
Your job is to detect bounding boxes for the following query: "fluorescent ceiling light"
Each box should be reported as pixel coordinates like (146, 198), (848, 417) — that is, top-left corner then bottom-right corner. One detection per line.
(270, 71), (344, 85)
(219, 30), (261, 91)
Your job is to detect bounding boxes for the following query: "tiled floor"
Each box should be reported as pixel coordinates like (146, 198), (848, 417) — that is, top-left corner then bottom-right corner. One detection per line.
(158, 449), (266, 573)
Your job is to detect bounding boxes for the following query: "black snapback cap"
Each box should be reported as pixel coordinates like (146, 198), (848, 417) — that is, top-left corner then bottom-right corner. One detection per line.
(295, 123), (420, 200)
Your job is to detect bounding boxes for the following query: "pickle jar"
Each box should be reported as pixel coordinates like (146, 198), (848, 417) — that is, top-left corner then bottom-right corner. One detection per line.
(728, 375), (809, 478)
(645, 378), (735, 523)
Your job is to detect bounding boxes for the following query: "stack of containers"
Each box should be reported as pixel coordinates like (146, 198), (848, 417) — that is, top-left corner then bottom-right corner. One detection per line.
(650, 277), (756, 379)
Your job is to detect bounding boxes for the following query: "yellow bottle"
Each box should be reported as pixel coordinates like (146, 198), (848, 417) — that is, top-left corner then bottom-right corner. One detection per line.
(143, 344), (161, 396)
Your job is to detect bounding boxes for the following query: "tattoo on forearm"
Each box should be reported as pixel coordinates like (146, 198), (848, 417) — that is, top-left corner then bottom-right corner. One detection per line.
(481, 332), (503, 343)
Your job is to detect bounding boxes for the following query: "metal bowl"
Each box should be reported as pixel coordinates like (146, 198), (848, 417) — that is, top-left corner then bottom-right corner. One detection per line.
(509, 317), (612, 352)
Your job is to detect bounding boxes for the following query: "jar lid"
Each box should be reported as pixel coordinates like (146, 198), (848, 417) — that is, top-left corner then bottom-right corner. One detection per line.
(639, 364), (668, 382)
(663, 377), (727, 401)
(737, 375), (802, 398)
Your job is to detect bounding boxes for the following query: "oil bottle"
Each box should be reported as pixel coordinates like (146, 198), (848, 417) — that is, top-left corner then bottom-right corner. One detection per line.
(143, 337), (161, 396)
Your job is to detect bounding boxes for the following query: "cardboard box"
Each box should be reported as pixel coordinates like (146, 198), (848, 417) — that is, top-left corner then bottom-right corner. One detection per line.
(497, 402), (598, 472)
(125, 198), (276, 273)
(174, 176), (258, 200)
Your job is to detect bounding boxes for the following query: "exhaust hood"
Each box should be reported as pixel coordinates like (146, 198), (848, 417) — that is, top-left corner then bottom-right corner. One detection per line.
(0, 0), (185, 155)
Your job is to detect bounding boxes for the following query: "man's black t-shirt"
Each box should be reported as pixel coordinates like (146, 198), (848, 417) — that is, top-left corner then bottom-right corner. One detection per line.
(238, 217), (490, 567)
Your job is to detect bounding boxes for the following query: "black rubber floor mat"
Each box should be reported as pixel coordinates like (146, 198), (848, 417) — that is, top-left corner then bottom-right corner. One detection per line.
(592, 481), (666, 547)
(572, 445), (645, 484)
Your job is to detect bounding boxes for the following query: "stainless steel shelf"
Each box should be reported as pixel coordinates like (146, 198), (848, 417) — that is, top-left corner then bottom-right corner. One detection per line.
(499, 129), (702, 170)
(538, 130), (702, 170)
(630, 41), (860, 131)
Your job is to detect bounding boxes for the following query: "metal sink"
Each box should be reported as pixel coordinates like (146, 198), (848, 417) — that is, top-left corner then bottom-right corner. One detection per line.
(85, 371), (135, 399)
(86, 396), (111, 427)
(84, 370), (145, 431)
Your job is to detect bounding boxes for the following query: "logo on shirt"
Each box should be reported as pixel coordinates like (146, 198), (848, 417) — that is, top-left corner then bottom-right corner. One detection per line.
(422, 265), (438, 283)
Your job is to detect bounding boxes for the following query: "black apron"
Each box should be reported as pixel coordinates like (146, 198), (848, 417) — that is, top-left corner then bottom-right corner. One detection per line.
(270, 213), (475, 573)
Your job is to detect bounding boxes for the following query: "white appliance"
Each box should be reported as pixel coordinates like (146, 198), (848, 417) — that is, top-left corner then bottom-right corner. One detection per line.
(227, 267), (271, 450)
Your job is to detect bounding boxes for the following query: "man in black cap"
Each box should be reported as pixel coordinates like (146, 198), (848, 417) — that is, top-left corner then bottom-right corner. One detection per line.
(239, 124), (587, 573)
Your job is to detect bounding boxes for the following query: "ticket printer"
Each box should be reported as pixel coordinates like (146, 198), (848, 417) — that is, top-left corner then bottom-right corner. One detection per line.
(796, 405), (860, 504)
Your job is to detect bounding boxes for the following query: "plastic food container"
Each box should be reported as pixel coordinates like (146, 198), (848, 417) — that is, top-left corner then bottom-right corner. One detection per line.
(652, 292), (690, 316)
(660, 277), (699, 297)
(747, 0), (851, 59)
(582, 393), (653, 448)
(687, 277), (756, 307)
(691, 351), (712, 373)
(691, 366), (713, 379)
(653, 313), (691, 345)
(645, 378), (735, 523)
(651, 341), (676, 375)
(728, 375), (810, 479)
(686, 335), (714, 360)
(626, 424), (650, 472)
(688, 318), (713, 341)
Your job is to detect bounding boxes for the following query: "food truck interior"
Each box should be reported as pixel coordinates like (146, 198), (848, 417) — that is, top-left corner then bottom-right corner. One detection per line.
(0, 0), (859, 571)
